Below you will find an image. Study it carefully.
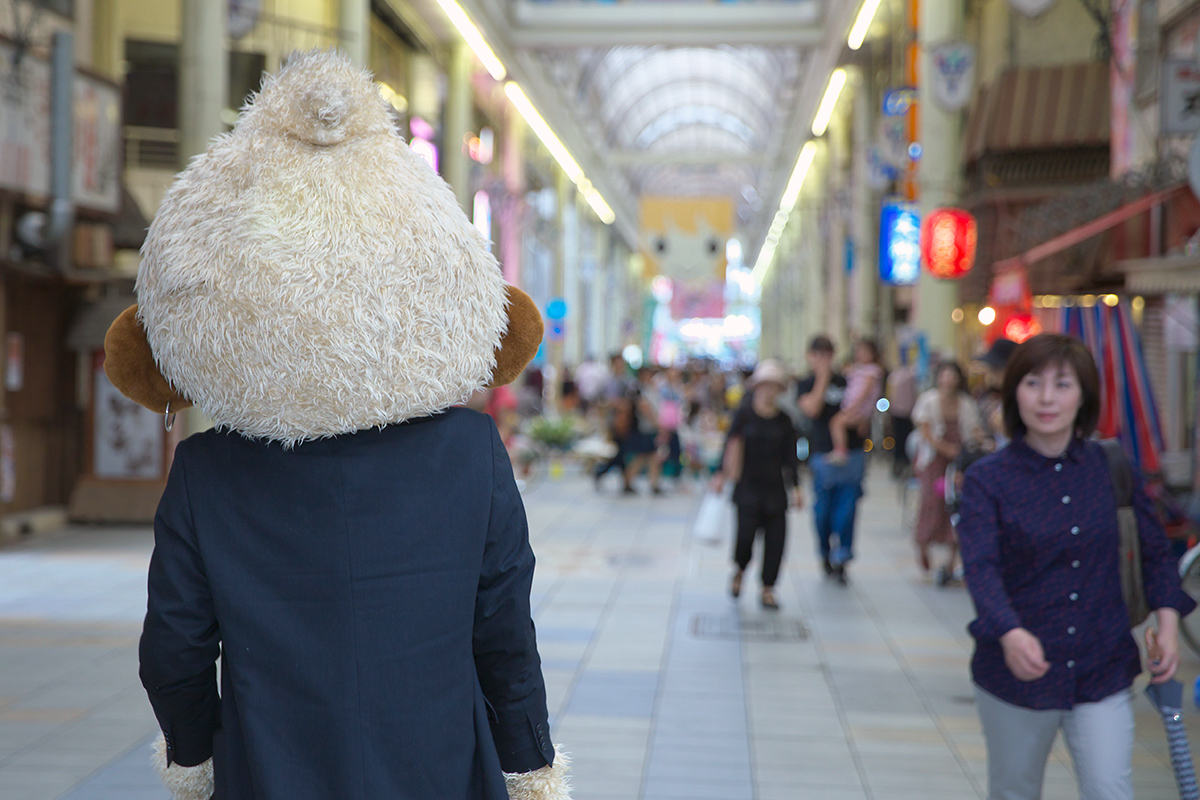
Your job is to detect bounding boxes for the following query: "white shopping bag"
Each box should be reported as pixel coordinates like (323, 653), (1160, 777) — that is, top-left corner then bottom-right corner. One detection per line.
(693, 486), (734, 546)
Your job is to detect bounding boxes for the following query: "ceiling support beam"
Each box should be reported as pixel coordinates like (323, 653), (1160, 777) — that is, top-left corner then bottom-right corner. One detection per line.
(607, 150), (768, 167)
(509, 1), (825, 47)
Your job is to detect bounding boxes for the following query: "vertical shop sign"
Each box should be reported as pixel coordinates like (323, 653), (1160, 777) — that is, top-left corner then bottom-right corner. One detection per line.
(93, 355), (164, 479)
(879, 202), (921, 285)
(1162, 60), (1200, 135)
(0, 424), (13, 504)
(1111, 0), (1136, 177)
(5, 333), (23, 392)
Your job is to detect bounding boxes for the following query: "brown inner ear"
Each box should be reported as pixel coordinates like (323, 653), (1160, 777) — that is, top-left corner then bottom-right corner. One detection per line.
(103, 305), (193, 414)
(489, 286), (544, 388)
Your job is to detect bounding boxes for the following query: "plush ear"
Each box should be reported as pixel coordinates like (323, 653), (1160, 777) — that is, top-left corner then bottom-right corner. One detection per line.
(490, 286), (544, 388)
(103, 305), (193, 414)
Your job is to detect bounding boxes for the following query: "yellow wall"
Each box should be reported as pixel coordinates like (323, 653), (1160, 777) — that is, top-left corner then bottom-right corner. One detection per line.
(122, 0), (178, 42)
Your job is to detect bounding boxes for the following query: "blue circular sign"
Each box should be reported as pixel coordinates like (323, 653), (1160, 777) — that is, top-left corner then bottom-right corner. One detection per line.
(546, 298), (568, 321)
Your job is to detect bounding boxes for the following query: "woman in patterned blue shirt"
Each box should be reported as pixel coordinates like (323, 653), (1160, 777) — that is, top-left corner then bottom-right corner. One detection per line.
(958, 333), (1195, 800)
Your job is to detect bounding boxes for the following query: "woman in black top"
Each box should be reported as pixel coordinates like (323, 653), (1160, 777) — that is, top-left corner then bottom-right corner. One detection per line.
(714, 360), (802, 610)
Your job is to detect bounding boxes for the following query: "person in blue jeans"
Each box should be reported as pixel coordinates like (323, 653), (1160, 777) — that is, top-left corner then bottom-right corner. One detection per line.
(797, 335), (866, 585)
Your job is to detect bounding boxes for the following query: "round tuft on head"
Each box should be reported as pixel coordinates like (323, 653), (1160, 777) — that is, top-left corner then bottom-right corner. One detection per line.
(241, 50), (393, 146)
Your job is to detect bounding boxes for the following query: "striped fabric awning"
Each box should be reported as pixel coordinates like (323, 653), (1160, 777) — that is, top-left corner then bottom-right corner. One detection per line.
(965, 62), (1110, 163)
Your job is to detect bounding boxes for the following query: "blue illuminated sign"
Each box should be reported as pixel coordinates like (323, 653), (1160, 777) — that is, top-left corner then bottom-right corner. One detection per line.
(879, 202), (921, 286)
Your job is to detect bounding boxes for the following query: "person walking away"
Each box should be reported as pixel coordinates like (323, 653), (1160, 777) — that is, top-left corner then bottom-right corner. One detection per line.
(797, 335), (866, 584)
(593, 355), (635, 490)
(957, 333), (1195, 800)
(828, 340), (885, 464)
(713, 360), (801, 610)
(912, 361), (984, 580)
(657, 367), (685, 480)
(623, 380), (665, 495)
(887, 360), (918, 477)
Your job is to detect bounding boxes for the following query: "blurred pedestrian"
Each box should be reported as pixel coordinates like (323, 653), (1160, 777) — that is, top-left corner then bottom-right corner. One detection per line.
(911, 361), (984, 580)
(974, 338), (1018, 450)
(713, 359), (801, 610)
(887, 360), (918, 477)
(797, 335), (864, 584)
(957, 333), (1195, 800)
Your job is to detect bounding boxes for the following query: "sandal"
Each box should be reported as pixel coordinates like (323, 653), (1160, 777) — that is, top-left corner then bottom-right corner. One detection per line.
(761, 587), (779, 610)
(730, 570), (743, 599)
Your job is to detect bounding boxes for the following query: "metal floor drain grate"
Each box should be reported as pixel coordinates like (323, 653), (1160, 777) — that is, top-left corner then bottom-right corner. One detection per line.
(690, 613), (809, 642)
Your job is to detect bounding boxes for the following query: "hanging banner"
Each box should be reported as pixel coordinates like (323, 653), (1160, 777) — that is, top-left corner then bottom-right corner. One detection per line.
(879, 201), (921, 286)
(640, 196), (732, 319)
(930, 42), (976, 112)
(1162, 59), (1200, 135)
(1008, 0), (1057, 16)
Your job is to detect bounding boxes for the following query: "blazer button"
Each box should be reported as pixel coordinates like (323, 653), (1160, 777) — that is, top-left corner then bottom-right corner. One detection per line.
(1062, 495), (1071, 504)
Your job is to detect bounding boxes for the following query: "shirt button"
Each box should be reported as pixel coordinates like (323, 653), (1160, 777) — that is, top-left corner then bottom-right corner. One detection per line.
(1067, 660), (1076, 668)
(1070, 593), (1079, 601)
(1072, 560), (1081, 568)
(1055, 463), (1063, 472)
(1068, 626), (1077, 635)
(1062, 495), (1071, 504)
(1071, 526), (1080, 535)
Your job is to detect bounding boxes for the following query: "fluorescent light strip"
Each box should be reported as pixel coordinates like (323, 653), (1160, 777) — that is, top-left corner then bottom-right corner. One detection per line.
(848, 0), (883, 50)
(504, 82), (615, 225)
(754, 139), (821, 283)
(431, 0), (507, 80)
(811, 69), (847, 137)
(780, 141), (818, 212)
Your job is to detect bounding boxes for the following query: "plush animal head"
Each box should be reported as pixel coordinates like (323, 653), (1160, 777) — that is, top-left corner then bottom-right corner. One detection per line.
(104, 50), (541, 445)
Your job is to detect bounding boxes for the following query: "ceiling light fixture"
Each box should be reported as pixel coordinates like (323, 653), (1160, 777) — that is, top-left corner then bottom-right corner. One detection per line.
(432, 0), (507, 81)
(780, 141), (818, 213)
(504, 82), (615, 225)
(848, 0), (884, 50)
(811, 69), (847, 137)
(752, 139), (819, 284)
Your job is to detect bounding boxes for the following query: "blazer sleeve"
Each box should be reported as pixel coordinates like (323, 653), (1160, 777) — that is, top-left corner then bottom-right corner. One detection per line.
(1132, 469), (1198, 617)
(139, 442), (221, 768)
(474, 421), (554, 774)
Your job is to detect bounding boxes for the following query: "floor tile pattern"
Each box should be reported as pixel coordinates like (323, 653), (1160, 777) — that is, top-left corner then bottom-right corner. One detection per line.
(0, 462), (1196, 798)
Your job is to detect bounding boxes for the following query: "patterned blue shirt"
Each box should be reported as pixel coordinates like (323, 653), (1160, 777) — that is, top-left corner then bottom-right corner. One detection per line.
(958, 436), (1196, 710)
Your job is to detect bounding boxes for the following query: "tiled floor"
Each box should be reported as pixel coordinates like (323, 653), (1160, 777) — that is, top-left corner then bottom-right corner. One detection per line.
(0, 460), (1197, 798)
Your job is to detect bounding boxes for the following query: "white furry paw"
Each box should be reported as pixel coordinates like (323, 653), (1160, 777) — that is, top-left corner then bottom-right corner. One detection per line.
(504, 745), (572, 800)
(152, 732), (214, 800)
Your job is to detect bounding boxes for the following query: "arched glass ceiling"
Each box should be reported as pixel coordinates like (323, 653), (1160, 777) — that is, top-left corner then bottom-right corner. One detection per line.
(540, 44), (805, 206)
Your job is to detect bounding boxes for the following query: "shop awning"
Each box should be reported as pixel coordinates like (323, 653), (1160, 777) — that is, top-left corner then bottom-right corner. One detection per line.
(1118, 254), (1200, 294)
(965, 62), (1109, 163)
(993, 184), (1187, 272)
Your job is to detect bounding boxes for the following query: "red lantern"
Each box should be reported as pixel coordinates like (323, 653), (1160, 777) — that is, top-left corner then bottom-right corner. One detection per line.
(1001, 312), (1042, 343)
(920, 208), (977, 279)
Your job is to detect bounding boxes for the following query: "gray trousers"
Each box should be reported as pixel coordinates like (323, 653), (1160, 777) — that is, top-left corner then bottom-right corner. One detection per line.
(974, 684), (1134, 800)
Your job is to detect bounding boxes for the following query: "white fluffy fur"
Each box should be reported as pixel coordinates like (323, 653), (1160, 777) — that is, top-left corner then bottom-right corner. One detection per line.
(505, 746), (573, 800)
(137, 50), (507, 445)
(152, 733), (214, 800)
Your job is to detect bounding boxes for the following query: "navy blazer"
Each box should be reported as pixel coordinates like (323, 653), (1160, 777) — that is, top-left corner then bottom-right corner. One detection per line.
(140, 408), (554, 799)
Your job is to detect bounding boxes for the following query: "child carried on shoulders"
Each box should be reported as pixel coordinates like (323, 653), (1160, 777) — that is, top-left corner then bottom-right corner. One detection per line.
(828, 340), (884, 465)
